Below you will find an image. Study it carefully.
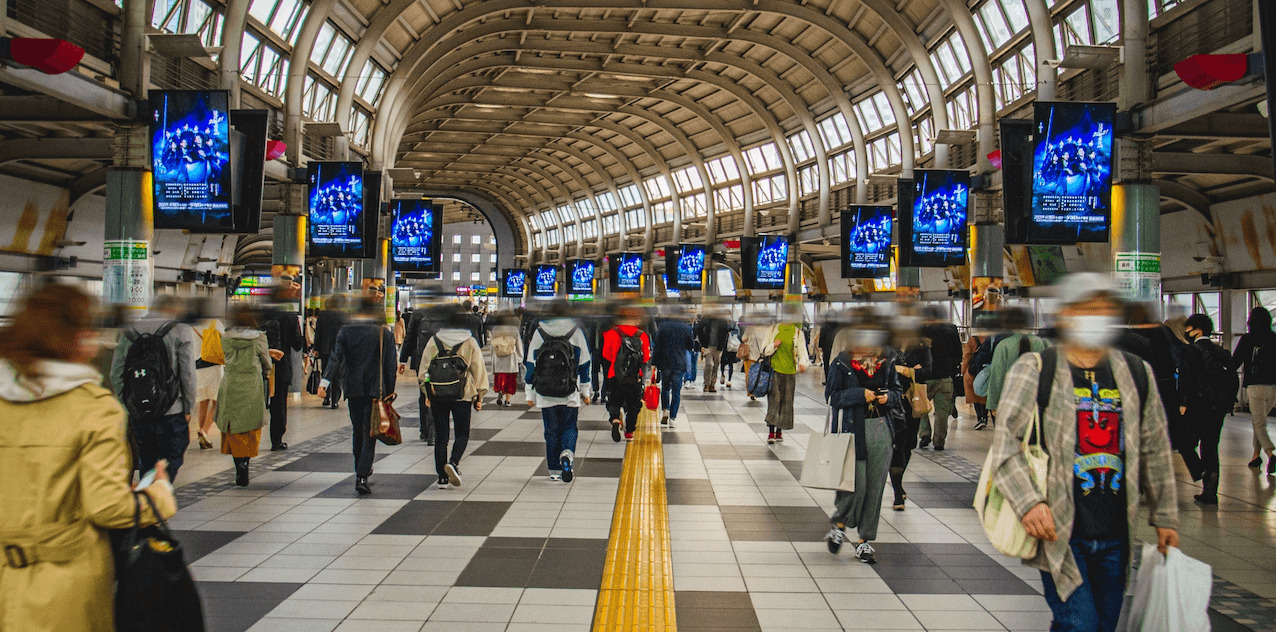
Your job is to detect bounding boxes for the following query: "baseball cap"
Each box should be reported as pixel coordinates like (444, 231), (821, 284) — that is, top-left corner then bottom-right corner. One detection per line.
(1055, 272), (1117, 306)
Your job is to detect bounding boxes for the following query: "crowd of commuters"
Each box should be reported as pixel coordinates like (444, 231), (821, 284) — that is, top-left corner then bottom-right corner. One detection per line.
(6, 270), (1275, 631)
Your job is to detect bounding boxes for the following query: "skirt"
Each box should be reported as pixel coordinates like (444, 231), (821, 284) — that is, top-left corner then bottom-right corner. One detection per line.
(197, 365), (224, 401)
(494, 372), (518, 395)
(221, 428), (262, 458)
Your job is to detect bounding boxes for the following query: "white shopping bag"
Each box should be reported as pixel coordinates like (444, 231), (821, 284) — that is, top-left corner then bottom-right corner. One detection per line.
(799, 411), (856, 492)
(1117, 544), (1212, 632)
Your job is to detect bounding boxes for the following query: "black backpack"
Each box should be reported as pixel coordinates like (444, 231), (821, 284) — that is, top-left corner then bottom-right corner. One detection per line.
(1197, 339), (1240, 410)
(425, 338), (469, 401)
(534, 326), (578, 398)
(121, 322), (181, 420)
(1250, 335), (1276, 383)
(612, 331), (644, 383)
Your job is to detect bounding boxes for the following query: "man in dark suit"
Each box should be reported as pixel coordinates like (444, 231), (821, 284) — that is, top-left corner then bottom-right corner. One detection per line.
(313, 295), (348, 409)
(261, 290), (304, 451)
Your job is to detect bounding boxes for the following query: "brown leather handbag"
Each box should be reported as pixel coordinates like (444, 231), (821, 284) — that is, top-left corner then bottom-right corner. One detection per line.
(370, 326), (402, 446)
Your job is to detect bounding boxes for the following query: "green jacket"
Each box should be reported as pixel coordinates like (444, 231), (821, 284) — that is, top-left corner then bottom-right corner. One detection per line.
(986, 333), (1050, 411)
(216, 329), (270, 436)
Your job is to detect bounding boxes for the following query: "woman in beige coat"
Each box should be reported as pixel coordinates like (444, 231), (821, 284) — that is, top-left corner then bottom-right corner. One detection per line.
(0, 283), (177, 632)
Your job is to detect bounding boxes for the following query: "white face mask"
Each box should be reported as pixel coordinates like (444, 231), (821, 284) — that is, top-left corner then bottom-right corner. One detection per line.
(1062, 315), (1120, 349)
(848, 329), (888, 348)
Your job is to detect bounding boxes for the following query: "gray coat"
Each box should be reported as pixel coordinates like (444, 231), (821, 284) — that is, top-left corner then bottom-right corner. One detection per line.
(988, 349), (1178, 600)
(110, 317), (198, 416)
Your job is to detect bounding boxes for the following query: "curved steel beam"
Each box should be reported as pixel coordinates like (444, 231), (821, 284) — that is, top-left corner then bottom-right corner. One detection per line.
(1024, 0), (1059, 100)
(218, 0), (250, 105)
(282, 0), (338, 165)
(938, 0), (996, 172)
(1154, 179), (1213, 222)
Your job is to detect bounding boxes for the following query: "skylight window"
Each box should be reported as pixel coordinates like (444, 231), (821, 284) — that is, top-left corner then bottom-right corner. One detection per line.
(249, 0), (307, 40)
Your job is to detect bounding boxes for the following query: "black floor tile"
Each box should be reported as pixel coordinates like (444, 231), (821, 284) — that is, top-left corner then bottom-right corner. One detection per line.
(172, 530), (245, 564)
(470, 428), (502, 441)
(473, 545), (543, 561)
(525, 549), (607, 589)
(910, 543), (983, 556)
(675, 591), (761, 631)
(470, 440), (551, 457)
(954, 577), (1040, 595)
(486, 537), (549, 548)
(872, 565), (945, 579)
(877, 576), (966, 594)
(275, 452), (386, 472)
(544, 537), (608, 551)
(926, 553), (1004, 567)
(662, 432), (697, 444)
(456, 557), (537, 587)
(316, 474), (437, 500)
(675, 592), (754, 609)
(371, 500), (461, 535)
(432, 501), (511, 536)
(1210, 608), (1254, 632)
(199, 581), (302, 632)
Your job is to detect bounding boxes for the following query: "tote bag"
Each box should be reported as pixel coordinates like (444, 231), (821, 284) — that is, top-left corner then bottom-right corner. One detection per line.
(799, 410), (856, 492)
(114, 493), (205, 632)
(973, 354), (1048, 559)
(909, 381), (932, 417)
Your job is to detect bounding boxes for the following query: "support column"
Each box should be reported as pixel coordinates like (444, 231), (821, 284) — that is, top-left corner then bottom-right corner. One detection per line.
(118, 0), (150, 97)
(784, 234), (802, 302)
(1112, 183), (1161, 304)
(969, 223), (1004, 315)
(103, 168), (154, 311)
(360, 238), (389, 295)
(271, 212), (306, 306)
(897, 266), (921, 303)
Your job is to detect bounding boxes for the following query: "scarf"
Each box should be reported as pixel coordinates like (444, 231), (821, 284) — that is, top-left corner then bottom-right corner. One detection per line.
(851, 355), (883, 376)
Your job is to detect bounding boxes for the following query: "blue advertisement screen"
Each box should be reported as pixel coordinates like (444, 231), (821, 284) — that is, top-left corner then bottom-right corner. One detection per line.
(754, 236), (789, 289)
(909, 170), (969, 267)
(534, 265), (558, 297)
(841, 205), (893, 278)
(307, 162), (366, 258)
(675, 246), (706, 290)
(502, 269), (526, 298)
(1029, 101), (1115, 243)
(568, 259), (595, 296)
(149, 90), (233, 231)
(390, 200), (441, 274)
(611, 253), (643, 292)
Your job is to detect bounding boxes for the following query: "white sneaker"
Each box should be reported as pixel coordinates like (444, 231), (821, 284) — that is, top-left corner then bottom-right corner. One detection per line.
(854, 541), (876, 564)
(824, 527), (845, 554)
(549, 474), (562, 481)
(667, 417), (675, 427)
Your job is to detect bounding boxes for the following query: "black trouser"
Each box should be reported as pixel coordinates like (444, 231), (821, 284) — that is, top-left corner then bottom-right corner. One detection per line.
(132, 412), (188, 482)
(347, 397), (376, 479)
(1184, 405), (1228, 477)
(891, 414), (921, 470)
(418, 390), (436, 443)
(270, 367), (288, 447)
(974, 402), (988, 422)
(432, 399), (472, 477)
(319, 355), (341, 405)
(607, 380), (643, 433)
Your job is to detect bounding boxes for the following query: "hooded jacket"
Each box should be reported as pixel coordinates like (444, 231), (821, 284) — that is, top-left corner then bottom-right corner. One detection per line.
(420, 328), (489, 402)
(216, 329), (271, 436)
(525, 318), (592, 408)
(0, 359), (177, 632)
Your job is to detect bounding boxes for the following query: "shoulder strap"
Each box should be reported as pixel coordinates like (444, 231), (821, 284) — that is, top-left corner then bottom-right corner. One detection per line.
(434, 337), (447, 354)
(450, 341), (465, 355)
(1119, 351), (1150, 410)
(1036, 347), (1058, 416)
(1018, 335), (1031, 355)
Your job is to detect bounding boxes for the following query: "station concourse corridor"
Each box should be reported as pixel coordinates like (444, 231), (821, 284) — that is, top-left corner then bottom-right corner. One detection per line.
(168, 370), (1276, 632)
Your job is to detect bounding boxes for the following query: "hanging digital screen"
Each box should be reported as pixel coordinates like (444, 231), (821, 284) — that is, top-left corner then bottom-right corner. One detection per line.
(902, 169), (969, 267)
(149, 90), (233, 231)
(502, 269), (526, 298)
(1029, 101), (1116, 243)
(609, 253), (644, 292)
(1000, 119), (1034, 245)
(534, 264), (558, 297)
(390, 199), (442, 275)
(228, 109), (268, 234)
(667, 245), (706, 290)
(741, 235), (789, 290)
(307, 162), (368, 258)
(840, 205), (893, 278)
(567, 259), (595, 298)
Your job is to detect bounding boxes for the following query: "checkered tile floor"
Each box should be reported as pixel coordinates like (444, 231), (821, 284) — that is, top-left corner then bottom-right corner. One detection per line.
(169, 372), (1275, 631)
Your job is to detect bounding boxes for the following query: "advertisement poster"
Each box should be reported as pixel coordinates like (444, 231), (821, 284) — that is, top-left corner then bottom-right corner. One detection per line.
(1030, 102), (1115, 243)
(103, 240), (151, 309)
(753, 236), (789, 289)
(308, 162), (366, 258)
(390, 199), (442, 275)
(534, 265), (558, 297)
(568, 259), (595, 298)
(149, 90), (232, 231)
(909, 170), (969, 267)
(611, 253), (643, 292)
(502, 269), (526, 298)
(840, 205), (893, 278)
(1115, 251), (1161, 304)
(675, 246), (706, 290)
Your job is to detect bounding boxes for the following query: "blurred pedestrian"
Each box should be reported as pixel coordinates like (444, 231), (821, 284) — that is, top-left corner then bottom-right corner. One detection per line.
(888, 312), (931, 511)
(489, 313), (524, 407)
(217, 305), (273, 487)
(1232, 306), (1276, 473)
(919, 305), (961, 450)
(695, 311), (729, 392)
(420, 307), (489, 489)
(195, 316), (225, 449)
(603, 307), (651, 439)
(1181, 313), (1239, 504)
(525, 303), (591, 482)
(764, 307), (810, 444)
(652, 312), (693, 427)
(313, 295), (348, 409)
(962, 312), (997, 430)
(260, 293), (304, 451)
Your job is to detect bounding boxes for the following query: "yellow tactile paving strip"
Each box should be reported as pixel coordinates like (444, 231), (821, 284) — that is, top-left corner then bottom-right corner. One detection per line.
(593, 407), (677, 631)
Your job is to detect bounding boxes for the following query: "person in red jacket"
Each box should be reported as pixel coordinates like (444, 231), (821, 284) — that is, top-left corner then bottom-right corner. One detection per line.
(602, 307), (651, 442)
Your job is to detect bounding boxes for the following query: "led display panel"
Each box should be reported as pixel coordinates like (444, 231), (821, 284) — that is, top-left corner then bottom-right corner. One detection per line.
(741, 235), (789, 290)
(1029, 101), (1115, 243)
(502, 269), (526, 298)
(667, 245), (706, 290)
(567, 259), (595, 298)
(840, 205), (893, 278)
(901, 170), (969, 267)
(1000, 119), (1034, 245)
(307, 162), (368, 258)
(228, 109), (268, 234)
(149, 90), (233, 231)
(534, 264), (558, 297)
(390, 199), (442, 275)
(609, 253), (644, 292)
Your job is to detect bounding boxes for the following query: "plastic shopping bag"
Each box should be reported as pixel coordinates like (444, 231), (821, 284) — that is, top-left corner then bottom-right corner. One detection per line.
(1117, 543), (1212, 632)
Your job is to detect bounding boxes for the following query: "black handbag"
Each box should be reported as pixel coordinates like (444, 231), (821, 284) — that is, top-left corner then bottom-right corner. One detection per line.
(306, 359), (322, 395)
(114, 493), (205, 632)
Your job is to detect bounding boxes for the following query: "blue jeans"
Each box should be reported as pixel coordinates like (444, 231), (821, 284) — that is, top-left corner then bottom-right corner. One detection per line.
(661, 370), (685, 419)
(686, 351), (698, 381)
(131, 412), (188, 482)
(542, 405), (579, 472)
(1041, 538), (1128, 632)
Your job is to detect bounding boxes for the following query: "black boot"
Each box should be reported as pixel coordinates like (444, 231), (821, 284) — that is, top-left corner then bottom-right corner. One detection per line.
(890, 466), (906, 511)
(1194, 472), (1219, 505)
(234, 457), (250, 487)
(355, 477), (372, 495)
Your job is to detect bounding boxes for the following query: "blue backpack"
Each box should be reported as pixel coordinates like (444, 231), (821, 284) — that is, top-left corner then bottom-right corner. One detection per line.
(747, 357), (773, 398)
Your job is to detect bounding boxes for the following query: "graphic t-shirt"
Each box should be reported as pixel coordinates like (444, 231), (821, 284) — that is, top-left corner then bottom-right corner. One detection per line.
(1070, 360), (1128, 539)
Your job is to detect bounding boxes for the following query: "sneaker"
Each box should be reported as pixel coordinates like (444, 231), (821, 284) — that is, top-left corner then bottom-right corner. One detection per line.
(854, 541), (876, 564)
(445, 462), (462, 487)
(624, 432), (635, 441)
(775, 429), (784, 443)
(437, 476), (450, 489)
(611, 420), (623, 443)
(271, 443), (288, 451)
(918, 437), (930, 449)
(725, 383), (731, 389)
(355, 477), (371, 495)
(767, 430), (776, 444)
(720, 377), (726, 385)
(661, 413), (669, 426)
(934, 445), (945, 452)
(549, 474), (562, 482)
(974, 419), (988, 431)
(749, 395), (756, 401)
(666, 417), (675, 428)
(561, 452), (574, 483)
(824, 527), (845, 554)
